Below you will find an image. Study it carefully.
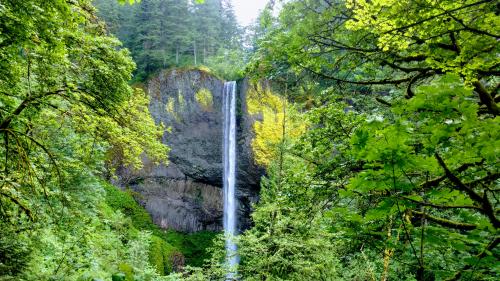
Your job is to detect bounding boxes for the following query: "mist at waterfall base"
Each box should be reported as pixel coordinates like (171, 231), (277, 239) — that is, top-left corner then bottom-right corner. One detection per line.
(223, 81), (239, 278)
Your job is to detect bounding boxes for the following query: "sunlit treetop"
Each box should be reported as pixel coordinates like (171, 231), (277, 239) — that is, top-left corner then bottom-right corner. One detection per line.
(251, 0), (499, 115)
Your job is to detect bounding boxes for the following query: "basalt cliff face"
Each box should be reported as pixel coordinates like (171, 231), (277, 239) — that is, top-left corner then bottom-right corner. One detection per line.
(114, 69), (263, 233)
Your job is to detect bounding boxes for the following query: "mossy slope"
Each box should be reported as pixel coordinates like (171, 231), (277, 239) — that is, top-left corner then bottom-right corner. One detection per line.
(103, 183), (217, 272)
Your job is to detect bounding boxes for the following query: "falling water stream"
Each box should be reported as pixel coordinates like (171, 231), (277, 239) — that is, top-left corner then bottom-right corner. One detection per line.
(223, 81), (238, 279)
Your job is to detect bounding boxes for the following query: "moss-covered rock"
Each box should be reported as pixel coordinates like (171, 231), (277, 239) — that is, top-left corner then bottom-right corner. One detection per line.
(103, 183), (154, 231)
(103, 183), (182, 275)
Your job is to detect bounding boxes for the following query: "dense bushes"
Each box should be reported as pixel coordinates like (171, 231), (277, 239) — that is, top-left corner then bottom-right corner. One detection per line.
(103, 183), (156, 231)
(103, 183), (218, 273)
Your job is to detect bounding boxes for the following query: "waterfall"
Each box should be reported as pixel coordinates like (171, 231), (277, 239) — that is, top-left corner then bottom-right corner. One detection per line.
(223, 81), (238, 278)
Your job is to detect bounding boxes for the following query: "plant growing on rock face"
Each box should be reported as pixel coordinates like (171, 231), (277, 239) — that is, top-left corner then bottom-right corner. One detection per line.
(195, 88), (214, 112)
(246, 82), (306, 166)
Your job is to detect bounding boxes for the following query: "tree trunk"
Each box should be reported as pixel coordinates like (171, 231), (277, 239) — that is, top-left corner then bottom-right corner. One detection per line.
(193, 41), (197, 65)
(203, 37), (206, 64)
(176, 45), (179, 65)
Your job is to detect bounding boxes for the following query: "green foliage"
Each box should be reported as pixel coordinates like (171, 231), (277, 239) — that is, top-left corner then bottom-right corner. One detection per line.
(231, 101), (360, 280)
(152, 229), (218, 269)
(103, 183), (218, 271)
(249, 0), (498, 114)
(224, 0), (500, 280)
(0, 222), (31, 278)
(117, 0), (141, 4)
(0, 0), (168, 227)
(112, 272), (127, 281)
(72, 88), (170, 170)
(94, 0), (242, 81)
(195, 88), (214, 111)
(18, 181), (170, 281)
(203, 48), (247, 81)
(346, 75), (499, 279)
(149, 235), (178, 274)
(0, 1), (176, 279)
(182, 231), (218, 267)
(118, 263), (134, 281)
(2, 0), (498, 280)
(344, 0), (499, 83)
(239, 168), (342, 280)
(103, 183), (156, 231)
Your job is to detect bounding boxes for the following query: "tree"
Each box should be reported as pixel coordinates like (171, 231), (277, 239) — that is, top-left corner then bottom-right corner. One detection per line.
(251, 0), (498, 114)
(0, 1), (173, 279)
(0, 0), (167, 233)
(94, 0), (242, 80)
(240, 0), (499, 280)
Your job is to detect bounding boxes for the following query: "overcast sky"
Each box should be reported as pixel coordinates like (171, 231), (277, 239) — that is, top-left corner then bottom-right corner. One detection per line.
(231, 0), (269, 26)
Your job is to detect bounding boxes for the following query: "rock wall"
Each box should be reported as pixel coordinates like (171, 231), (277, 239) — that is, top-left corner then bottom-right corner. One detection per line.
(114, 69), (263, 233)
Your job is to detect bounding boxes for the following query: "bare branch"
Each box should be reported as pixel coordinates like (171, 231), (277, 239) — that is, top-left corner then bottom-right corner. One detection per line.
(401, 196), (482, 211)
(473, 81), (500, 116)
(435, 153), (500, 228)
(411, 210), (477, 230)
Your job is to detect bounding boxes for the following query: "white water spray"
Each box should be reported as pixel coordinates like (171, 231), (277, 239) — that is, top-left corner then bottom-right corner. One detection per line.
(223, 81), (238, 279)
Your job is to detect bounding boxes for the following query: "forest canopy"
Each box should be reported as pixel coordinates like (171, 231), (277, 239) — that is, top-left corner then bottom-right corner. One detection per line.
(94, 0), (243, 81)
(235, 0), (499, 280)
(0, 0), (172, 279)
(0, 0), (498, 280)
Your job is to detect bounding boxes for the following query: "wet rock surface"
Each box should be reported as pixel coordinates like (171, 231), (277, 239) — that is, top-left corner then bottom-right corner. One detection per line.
(114, 69), (263, 233)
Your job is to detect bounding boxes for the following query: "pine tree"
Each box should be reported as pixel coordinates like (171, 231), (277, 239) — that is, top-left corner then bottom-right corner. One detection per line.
(94, 0), (242, 80)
